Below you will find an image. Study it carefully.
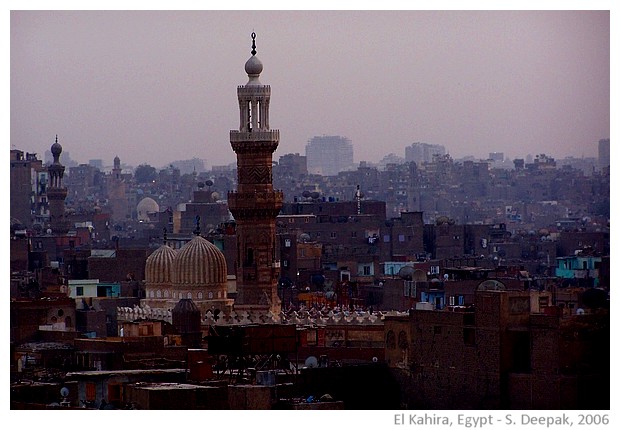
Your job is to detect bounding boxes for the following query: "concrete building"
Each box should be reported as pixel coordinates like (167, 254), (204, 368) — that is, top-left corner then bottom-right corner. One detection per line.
(10, 149), (46, 228)
(384, 287), (609, 409)
(306, 135), (353, 176)
(405, 142), (446, 164)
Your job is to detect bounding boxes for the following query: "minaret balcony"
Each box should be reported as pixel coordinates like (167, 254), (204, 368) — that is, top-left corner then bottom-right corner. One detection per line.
(230, 130), (279, 144)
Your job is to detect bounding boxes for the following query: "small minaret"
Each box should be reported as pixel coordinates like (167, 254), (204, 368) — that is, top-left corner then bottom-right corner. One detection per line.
(47, 135), (68, 234)
(228, 33), (283, 315)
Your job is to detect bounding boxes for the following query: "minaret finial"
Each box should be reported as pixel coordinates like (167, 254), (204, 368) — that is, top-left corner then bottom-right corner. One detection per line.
(251, 32), (256, 56)
(55, 134), (58, 144)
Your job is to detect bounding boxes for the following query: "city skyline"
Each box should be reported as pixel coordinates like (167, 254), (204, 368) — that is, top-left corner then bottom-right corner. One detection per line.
(11, 9), (610, 170)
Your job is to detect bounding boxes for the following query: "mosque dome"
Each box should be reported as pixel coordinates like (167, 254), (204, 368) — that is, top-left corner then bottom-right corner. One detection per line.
(51, 136), (63, 162)
(137, 197), (160, 221)
(173, 235), (227, 287)
(245, 55), (263, 77)
(145, 244), (177, 285)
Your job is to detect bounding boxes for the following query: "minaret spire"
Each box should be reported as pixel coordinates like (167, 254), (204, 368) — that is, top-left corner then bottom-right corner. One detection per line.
(251, 32), (257, 56)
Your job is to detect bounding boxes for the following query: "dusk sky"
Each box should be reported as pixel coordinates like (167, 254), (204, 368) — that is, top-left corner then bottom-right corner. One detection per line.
(10, 9), (610, 169)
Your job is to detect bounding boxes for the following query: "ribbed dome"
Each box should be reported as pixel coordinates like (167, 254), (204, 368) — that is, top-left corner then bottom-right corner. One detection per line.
(145, 244), (177, 285)
(173, 235), (227, 287)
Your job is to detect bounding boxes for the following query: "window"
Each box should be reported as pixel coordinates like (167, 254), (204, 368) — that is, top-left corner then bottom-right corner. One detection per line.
(198, 292), (203, 299)
(76, 287), (84, 296)
(156, 290), (161, 298)
(430, 266), (440, 275)
(284, 239), (291, 248)
(208, 292), (214, 299)
(383, 235), (390, 243)
(463, 328), (475, 346)
(331, 232), (337, 239)
(300, 248), (306, 257)
(351, 231), (357, 238)
(449, 296), (455, 306)
(398, 234), (405, 242)
(363, 265), (372, 276)
(187, 292), (192, 299)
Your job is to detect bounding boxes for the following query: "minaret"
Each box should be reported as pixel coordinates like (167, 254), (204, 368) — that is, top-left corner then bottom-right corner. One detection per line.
(47, 135), (69, 234)
(113, 155), (121, 180)
(228, 33), (283, 315)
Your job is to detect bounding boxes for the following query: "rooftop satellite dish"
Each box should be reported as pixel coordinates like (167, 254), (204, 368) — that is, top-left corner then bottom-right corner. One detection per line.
(305, 356), (318, 368)
(60, 387), (69, 397)
(398, 266), (415, 281)
(477, 280), (506, 291)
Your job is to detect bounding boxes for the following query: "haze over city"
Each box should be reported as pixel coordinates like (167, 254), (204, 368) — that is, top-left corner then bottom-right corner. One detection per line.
(11, 9), (610, 169)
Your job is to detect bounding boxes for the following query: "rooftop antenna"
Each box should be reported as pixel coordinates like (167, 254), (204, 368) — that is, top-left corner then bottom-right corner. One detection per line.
(355, 185), (362, 215)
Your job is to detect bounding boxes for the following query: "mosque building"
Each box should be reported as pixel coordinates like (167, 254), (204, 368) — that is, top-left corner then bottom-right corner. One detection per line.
(140, 33), (280, 318)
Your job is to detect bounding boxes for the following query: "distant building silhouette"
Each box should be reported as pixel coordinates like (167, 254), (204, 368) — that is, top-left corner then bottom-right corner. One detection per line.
(598, 138), (610, 169)
(405, 142), (446, 164)
(306, 135), (353, 176)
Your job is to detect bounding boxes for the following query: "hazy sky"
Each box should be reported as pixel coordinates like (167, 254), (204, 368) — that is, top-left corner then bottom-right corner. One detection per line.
(10, 9), (610, 169)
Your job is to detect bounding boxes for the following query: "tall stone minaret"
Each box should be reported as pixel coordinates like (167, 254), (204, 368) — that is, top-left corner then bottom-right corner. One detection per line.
(228, 33), (283, 315)
(47, 135), (69, 234)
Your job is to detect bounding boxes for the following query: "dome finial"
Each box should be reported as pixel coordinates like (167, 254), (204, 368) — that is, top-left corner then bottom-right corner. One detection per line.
(55, 134), (58, 144)
(251, 32), (256, 56)
(193, 215), (201, 236)
(163, 227), (168, 243)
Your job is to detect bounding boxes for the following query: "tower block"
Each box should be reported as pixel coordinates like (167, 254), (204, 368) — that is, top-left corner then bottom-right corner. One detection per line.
(228, 33), (283, 314)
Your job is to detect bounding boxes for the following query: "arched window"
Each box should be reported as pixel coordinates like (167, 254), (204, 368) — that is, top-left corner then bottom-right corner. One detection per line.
(156, 290), (161, 298)
(198, 292), (203, 299)
(173, 291), (177, 299)
(164, 290), (169, 298)
(64, 316), (72, 327)
(187, 292), (192, 299)
(208, 291), (214, 299)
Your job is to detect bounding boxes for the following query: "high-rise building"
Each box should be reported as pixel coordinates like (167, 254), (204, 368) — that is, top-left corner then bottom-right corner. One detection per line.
(306, 135), (353, 176)
(405, 142), (446, 164)
(227, 33), (283, 315)
(598, 138), (610, 169)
